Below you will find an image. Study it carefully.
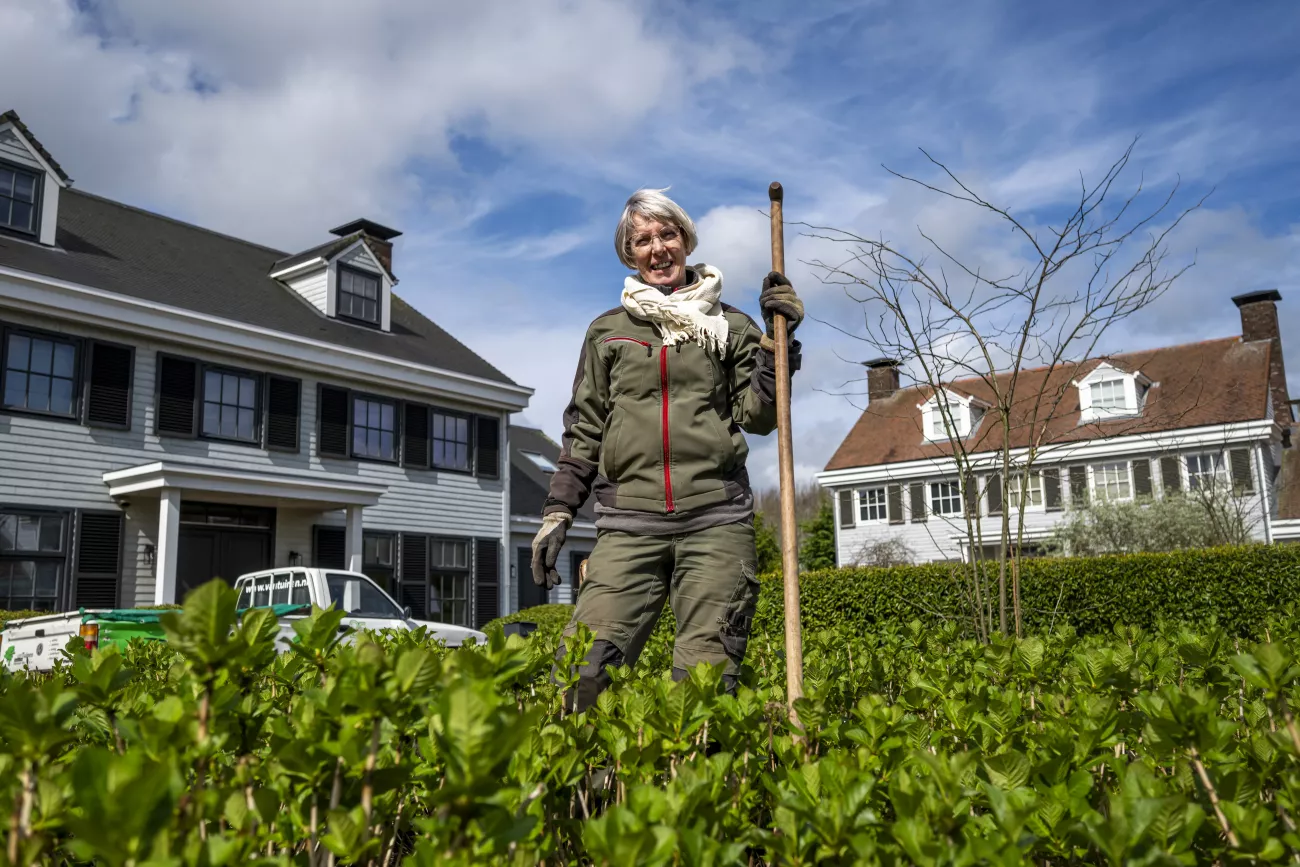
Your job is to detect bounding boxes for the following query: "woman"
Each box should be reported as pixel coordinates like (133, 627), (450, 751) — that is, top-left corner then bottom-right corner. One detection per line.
(531, 188), (803, 712)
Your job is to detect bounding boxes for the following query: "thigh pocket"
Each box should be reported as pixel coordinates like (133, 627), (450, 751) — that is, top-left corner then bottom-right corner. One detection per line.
(719, 559), (759, 663)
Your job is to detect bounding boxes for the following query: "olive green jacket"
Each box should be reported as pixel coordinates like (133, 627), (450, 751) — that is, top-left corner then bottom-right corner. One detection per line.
(544, 288), (796, 518)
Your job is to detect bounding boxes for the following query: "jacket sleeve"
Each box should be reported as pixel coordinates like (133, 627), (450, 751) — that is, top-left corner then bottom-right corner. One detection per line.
(727, 314), (801, 437)
(543, 328), (609, 517)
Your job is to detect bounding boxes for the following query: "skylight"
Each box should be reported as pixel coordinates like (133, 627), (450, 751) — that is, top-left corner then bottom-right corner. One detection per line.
(522, 451), (557, 473)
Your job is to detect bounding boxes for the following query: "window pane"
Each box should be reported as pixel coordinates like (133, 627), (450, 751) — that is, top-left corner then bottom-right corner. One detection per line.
(28, 339), (52, 375)
(50, 377), (74, 415)
(38, 515), (62, 552)
(10, 560), (34, 596)
(35, 562), (58, 597)
(3, 371), (26, 407)
(0, 168), (12, 195)
(239, 376), (256, 408)
(203, 402), (219, 435)
(368, 401), (380, 428)
(52, 343), (75, 378)
(354, 399), (367, 426)
(433, 441), (445, 467)
(0, 514), (14, 551)
(270, 573), (292, 606)
(13, 172), (35, 202)
(9, 201), (33, 232)
(221, 405), (237, 437)
(353, 426), (366, 454)
(6, 334), (29, 370)
(220, 374), (237, 404)
(16, 515), (39, 551)
(456, 417), (468, 443)
(455, 443), (467, 469)
(28, 374), (50, 411)
(253, 579), (270, 607)
(380, 403), (393, 431)
(367, 428), (379, 455)
(238, 408), (255, 441)
(433, 414), (444, 438)
(363, 535), (377, 562)
(202, 370), (220, 400)
(381, 431), (394, 459)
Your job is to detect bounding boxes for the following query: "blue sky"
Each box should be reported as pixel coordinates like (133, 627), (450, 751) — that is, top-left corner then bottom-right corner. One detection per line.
(3, 0), (1298, 485)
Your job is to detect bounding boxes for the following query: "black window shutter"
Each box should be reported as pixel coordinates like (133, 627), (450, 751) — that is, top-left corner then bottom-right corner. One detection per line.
(837, 490), (854, 528)
(399, 533), (429, 618)
(963, 473), (980, 517)
(265, 375), (301, 452)
(1069, 466), (1089, 507)
(1230, 448), (1254, 493)
(909, 482), (927, 523)
(1160, 455), (1183, 495)
(317, 385), (350, 458)
(314, 526), (346, 569)
(403, 403), (430, 468)
(887, 484), (904, 525)
(156, 355), (198, 436)
(986, 472), (1003, 515)
(85, 342), (133, 429)
(475, 416), (500, 479)
(74, 511), (123, 608)
(1043, 468), (1062, 512)
(474, 538), (500, 628)
(1132, 459), (1153, 497)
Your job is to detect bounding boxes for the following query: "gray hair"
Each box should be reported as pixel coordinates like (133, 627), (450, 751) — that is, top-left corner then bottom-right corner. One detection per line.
(614, 188), (698, 269)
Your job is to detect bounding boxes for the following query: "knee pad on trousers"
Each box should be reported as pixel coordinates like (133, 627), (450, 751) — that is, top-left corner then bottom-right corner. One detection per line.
(567, 638), (624, 714)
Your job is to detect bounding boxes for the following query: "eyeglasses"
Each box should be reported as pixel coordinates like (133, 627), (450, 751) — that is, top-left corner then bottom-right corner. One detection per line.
(630, 227), (681, 249)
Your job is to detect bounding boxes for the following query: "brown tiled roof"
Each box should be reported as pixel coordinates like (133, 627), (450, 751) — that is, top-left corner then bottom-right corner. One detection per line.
(825, 336), (1273, 471)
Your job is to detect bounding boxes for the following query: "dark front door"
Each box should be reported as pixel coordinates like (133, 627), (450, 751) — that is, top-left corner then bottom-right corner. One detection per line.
(517, 546), (549, 610)
(176, 502), (275, 600)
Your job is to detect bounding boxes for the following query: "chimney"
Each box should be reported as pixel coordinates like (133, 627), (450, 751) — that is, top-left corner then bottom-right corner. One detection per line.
(864, 358), (901, 401)
(1233, 289), (1290, 437)
(330, 218), (402, 278)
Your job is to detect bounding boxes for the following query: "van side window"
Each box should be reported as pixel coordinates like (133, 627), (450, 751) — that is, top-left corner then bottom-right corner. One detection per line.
(290, 571), (311, 606)
(253, 576), (271, 608)
(270, 572), (294, 606)
(236, 580), (253, 610)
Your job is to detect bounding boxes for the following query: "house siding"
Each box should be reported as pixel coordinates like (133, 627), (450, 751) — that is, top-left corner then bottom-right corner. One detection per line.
(286, 267), (329, 316)
(831, 446), (1272, 565)
(0, 308), (507, 603)
(0, 128), (42, 171)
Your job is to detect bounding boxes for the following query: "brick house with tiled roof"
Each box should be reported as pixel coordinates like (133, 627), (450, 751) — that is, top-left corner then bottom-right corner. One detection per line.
(816, 291), (1297, 564)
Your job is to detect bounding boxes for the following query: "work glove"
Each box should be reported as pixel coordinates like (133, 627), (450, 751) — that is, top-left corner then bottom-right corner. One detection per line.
(760, 271), (804, 344)
(531, 511), (572, 591)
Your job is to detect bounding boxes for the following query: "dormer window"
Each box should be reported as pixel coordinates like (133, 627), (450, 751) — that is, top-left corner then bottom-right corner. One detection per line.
(1076, 363), (1150, 423)
(921, 390), (986, 442)
(337, 265), (381, 326)
(0, 164), (38, 235)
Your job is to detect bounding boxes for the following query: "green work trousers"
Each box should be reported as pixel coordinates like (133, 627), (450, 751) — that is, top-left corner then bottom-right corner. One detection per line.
(560, 520), (759, 710)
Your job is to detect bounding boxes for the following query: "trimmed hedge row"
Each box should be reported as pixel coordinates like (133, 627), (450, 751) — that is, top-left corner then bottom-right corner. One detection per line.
(502, 545), (1300, 640)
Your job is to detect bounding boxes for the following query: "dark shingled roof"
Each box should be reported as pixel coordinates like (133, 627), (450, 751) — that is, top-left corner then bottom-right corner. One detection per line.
(0, 188), (516, 385)
(0, 111), (72, 183)
(511, 426), (595, 522)
(826, 336), (1273, 471)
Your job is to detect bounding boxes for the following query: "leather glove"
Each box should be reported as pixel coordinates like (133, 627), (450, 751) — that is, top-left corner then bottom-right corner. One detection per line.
(531, 511), (572, 591)
(760, 271), (804, 339)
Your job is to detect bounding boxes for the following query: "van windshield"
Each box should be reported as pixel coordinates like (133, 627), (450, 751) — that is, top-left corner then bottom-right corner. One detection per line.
(325, 573), (403, 619)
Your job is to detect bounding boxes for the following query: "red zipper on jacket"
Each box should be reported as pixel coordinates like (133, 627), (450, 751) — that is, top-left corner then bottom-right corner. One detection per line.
(659, 345), (674, 513)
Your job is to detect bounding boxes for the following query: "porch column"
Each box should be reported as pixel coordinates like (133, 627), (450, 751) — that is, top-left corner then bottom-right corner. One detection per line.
(154, 488), (182, 605)
(345, 505), (364, 572)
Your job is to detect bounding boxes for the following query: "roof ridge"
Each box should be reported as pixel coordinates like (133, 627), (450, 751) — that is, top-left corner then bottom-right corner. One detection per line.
(65, 187), (289, 257)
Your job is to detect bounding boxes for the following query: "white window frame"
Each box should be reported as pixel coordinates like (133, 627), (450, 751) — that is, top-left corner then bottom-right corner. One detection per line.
(858, 486), (887, 523)
(1185, 451), (1228, 492)
(1089, 379), (1127, 411)
(929, 480), (962, 516)
(1090, 461), (1133, 502)
(1006, 472), (1044, 511)
(921, 390), (982, 443)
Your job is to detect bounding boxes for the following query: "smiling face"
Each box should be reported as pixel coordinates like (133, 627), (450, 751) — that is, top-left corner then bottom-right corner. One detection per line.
(628, 213), (687, 288)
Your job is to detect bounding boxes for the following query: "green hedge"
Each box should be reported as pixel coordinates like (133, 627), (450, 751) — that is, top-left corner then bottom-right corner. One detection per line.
(756, 543), (1300, 638)
(495, 545), (1300, 641)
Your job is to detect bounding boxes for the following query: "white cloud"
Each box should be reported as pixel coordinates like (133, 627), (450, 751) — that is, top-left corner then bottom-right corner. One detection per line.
(0, 0), (744, 248)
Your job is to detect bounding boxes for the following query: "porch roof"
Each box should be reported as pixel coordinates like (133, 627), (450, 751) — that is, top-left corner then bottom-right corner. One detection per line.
(102, 461), (387, 509)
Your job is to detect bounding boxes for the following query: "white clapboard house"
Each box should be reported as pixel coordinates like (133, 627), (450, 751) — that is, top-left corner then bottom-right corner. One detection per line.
(0, 110), (532, 627)
(817, 290), (1300, 564)
(508, 425), (596, 610)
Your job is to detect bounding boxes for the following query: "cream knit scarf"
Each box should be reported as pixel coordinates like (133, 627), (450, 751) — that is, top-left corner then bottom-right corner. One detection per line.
(620, 264), (728, 355)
